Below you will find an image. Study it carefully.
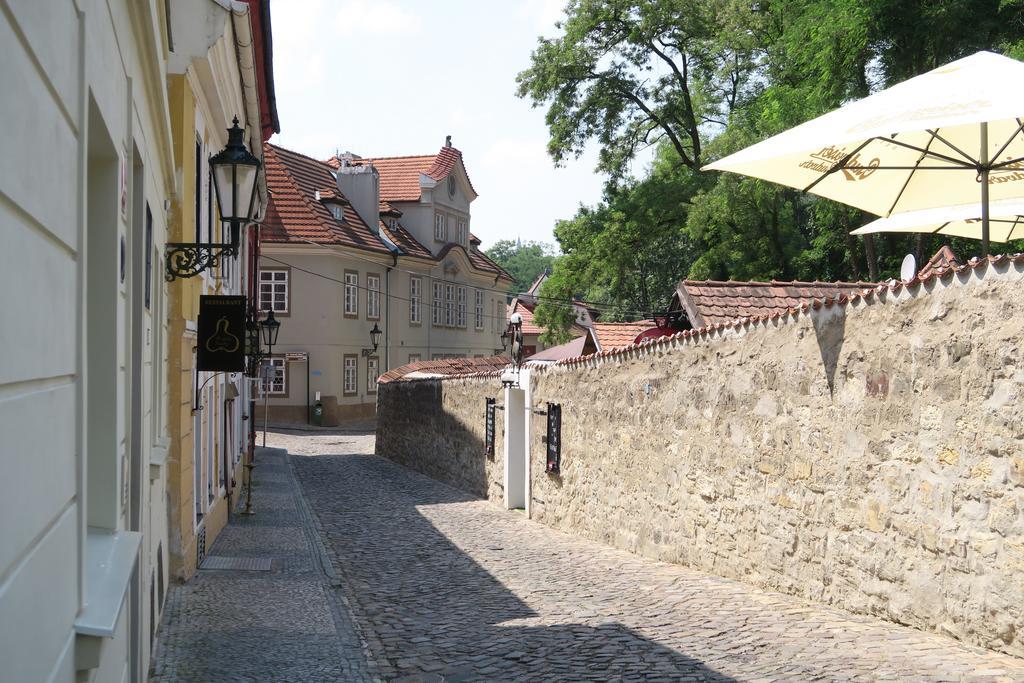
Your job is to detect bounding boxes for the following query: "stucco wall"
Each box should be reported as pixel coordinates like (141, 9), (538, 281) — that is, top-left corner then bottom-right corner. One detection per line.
(376, 261), (1024, 656)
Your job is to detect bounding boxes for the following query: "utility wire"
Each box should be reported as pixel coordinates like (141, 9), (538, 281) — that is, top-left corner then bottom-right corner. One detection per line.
(268, 236), (660, 320)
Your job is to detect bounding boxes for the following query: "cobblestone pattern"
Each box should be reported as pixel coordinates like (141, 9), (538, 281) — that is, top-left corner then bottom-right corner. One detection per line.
(282, 431), (1024, 682)
(151, 438), (372, 682)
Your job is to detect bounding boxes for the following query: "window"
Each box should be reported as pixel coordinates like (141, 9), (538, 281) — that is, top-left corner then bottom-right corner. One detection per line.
(263, 358), (286, 395)
(259, 270), (288, 313)
(409, 276), (421, 324)
(456, 286), (467, 328)
(343, 355), (358, 395)
(367, 274), (380, 319)
(432, 282), (443, 325)
(144, 205), (153, 309)
(444, 284), (455, 327)
(408, 354), (421, 364)
(475, 290), (484, 329)
(194, 136), (203, 243)
(344, 270), (358, 317)
(367, 357), (379, 393)
(458, 219), (467, 245)
(329, 204), (344, 220)
(434, 213), (446, 241)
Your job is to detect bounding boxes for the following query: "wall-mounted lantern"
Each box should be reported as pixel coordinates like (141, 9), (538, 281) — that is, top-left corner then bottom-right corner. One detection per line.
(500, 328), (510, 351)
(165, 117), (261, 281)
(507, 312), (524, 367)
(545, 402), (562, 474)
(259, 309), (281, 349)
(363, 323), (382, 357)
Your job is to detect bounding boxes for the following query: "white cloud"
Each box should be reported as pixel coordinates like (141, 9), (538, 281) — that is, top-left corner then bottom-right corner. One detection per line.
(334, 0), (421, 36)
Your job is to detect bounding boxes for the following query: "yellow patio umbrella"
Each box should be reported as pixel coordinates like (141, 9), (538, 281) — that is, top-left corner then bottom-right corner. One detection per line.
(705, 51), (1024, 255)
(851, 199), (1024, 243)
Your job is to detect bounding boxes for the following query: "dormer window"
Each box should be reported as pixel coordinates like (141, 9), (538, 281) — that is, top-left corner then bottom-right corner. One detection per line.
(328, 204), (344, 220)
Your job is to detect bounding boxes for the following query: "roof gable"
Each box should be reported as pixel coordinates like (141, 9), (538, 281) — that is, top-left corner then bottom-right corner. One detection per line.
(326, 144), (478, 203)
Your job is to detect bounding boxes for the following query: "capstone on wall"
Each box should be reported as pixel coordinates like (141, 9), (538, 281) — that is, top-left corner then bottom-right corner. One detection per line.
(376, 262), (1024, 657)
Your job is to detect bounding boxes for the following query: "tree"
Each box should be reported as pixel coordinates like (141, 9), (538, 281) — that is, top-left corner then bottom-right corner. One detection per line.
(484, 240), (558, 295)
(519, 0), (1024, 309)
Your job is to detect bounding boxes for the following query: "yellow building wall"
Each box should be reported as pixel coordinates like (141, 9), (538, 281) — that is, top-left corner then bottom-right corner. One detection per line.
(165, 74), (238, 581)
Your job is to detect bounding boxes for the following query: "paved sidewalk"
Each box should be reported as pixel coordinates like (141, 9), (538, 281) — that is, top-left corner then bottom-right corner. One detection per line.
(281, 431), (1024, 683)
(151, 445), (372, 682)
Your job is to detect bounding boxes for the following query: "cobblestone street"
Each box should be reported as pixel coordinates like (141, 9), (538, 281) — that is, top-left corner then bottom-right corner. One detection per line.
(153, 428), (1024, 681)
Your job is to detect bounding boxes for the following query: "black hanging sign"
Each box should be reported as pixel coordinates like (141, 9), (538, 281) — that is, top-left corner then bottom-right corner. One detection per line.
(197, 295), (247, 372)
(546, 403), (562, 474)
(484, 398), (496, 457)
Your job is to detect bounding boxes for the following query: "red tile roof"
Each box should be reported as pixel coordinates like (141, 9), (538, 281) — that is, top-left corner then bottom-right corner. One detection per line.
(675, 280), (877, 328)
(378, 355), (509, 384)
(262, 144), (392, 254)
(918, 246), (961, 279)
(591, 321), (657, 351)
(326, 146), (477, 202)
(379, 221), (433, 260)
(508, 301), (543, 335)
(555, 254), (1024, 370)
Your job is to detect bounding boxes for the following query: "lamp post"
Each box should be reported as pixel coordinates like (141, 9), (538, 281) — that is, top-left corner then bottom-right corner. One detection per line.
(241, 313), (264, 516)
(165, 117), (261, 280)
(259, 310), (280, 448)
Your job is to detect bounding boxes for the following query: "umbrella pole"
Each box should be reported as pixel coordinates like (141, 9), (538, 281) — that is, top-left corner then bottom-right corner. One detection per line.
(981, 122), (991, 257)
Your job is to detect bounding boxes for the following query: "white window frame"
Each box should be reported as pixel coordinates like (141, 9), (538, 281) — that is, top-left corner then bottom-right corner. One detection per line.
(434, 213), (446, 241)
(410, 276), (422, 324)
(456, 286), (467, 328)
(367, 274), (380, 320)
(344, 271), (359, 316)
(259, 270), (288, 313)
(263, 358), (286, 395)
(343, 355), (358, 395)
(432, 282), (443, 326)
(445, 284), (455, 327)
(458, 219), (467, 245)
(329, 204), (344, 220)
(474, 290), (484, 330)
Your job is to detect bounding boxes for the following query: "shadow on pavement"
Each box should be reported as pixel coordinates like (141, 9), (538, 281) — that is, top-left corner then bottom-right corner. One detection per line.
(293, 448), (735, 682)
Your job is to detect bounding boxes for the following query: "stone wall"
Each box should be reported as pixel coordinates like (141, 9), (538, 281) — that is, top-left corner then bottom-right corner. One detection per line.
(377, 378), (506, 502)
(376, 260), (1024, 656)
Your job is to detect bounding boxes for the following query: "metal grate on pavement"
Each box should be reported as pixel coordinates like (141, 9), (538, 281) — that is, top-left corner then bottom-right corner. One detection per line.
(199, 555), (272, 571)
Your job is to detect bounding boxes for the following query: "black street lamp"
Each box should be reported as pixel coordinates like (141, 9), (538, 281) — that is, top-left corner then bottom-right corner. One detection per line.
(258, 309), (281, 450)
(500, 328), (510, 351)
(165, 117), (262, 281)
(508, 312), (524, 366)
(369, 323), (382, 352)
(260, 309), (281, 349)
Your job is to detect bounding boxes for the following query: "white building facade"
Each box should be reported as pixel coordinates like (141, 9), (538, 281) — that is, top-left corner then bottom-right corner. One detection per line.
(1, 1), (175, 680)
(258, 141), (513, 424)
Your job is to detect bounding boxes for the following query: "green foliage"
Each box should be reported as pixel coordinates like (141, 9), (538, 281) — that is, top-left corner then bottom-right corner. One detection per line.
(520, 0), (1024, 340)
(484, 240), (558, 295)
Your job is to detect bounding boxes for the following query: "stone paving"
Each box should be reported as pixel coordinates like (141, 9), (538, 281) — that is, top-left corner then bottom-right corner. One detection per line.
(280, 430), (1024, 683)
(153, 428), (1024, 682)
(151, 436), (373, 682)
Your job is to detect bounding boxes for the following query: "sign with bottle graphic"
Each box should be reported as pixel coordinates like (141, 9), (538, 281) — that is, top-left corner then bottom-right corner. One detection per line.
(197, 295), (247, 371)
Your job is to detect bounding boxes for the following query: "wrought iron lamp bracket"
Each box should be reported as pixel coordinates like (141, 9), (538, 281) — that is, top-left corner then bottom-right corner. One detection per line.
(165, 241), (238, 281)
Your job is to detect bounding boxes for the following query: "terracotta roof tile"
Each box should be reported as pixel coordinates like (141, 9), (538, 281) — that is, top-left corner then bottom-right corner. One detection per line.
(326, 146), (477, 203)
(379, 221), (432, 259)
(918, 245), (961, 279)
(262, 144), (392, 254)
(591, 321), (657, 351)
(378, 355), (509, 384)
(676, 279), (877, 327)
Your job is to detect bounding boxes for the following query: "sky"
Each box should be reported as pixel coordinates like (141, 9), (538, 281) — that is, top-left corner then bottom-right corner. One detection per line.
(269, 0), (628, 250)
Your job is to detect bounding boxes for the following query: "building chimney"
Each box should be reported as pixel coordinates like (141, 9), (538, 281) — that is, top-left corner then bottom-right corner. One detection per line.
(335, 155), (379, 234)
